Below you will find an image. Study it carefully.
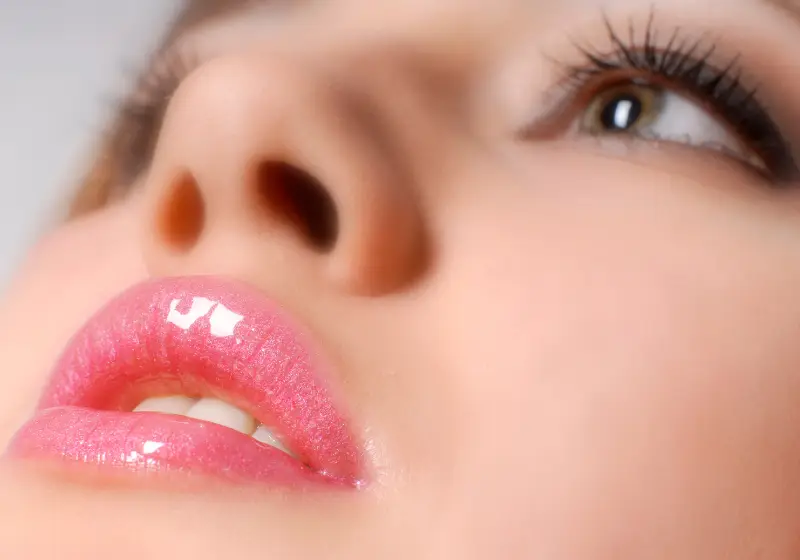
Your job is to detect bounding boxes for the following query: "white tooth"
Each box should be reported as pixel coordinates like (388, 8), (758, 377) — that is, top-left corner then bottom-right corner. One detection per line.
(133, 396), (196, 415)
(252, 425), (293, 456)
(186, 398), (256, 435)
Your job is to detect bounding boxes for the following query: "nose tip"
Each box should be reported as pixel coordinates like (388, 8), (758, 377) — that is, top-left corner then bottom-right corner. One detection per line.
(140, 54), (427, 295)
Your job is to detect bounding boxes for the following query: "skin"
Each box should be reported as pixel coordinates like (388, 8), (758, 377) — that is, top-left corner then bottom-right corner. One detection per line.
(1, 0), (800, 557)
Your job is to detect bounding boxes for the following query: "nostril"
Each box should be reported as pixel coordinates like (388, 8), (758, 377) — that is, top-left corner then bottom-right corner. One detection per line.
(256, 161), (339, 252)
(158, 171), (205, 252)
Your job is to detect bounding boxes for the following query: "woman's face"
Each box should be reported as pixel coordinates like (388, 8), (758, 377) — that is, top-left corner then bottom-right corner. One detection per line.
(2, 0), (800, 557)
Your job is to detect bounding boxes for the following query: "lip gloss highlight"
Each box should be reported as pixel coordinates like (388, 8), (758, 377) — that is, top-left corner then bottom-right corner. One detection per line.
(7, 276), (364, 488)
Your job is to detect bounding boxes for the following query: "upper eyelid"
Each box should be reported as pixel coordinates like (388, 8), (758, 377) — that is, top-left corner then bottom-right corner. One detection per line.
(515, 14), (798, 182)
(526, 15), (773, 122)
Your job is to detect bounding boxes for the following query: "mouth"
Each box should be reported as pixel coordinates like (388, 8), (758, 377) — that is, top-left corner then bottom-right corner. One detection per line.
(5, 277), (364, 489)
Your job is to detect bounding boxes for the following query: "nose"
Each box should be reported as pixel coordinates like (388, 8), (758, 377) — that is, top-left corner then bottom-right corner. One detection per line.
(140, 54), (427, 296)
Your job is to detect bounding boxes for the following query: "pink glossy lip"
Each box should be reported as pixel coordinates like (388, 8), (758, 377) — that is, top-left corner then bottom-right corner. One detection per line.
(7, 276), (363, 488)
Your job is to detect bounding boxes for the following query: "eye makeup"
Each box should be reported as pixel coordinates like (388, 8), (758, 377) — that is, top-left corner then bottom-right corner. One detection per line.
(520, 12), (799, 185)
(106, 6), (800, 197)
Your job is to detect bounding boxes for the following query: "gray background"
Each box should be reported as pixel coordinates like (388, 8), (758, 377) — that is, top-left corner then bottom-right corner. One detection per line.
(0, 2), (180, 285)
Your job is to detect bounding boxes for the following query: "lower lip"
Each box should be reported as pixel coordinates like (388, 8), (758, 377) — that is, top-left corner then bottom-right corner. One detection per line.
(9, 407), (335, 487)
(4, 276), (363, 489)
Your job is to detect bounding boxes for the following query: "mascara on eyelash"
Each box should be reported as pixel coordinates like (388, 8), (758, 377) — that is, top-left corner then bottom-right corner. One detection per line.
(110, 10), (800, 188)
(522, 11), (799, 184)
(113, 46), (199, 186)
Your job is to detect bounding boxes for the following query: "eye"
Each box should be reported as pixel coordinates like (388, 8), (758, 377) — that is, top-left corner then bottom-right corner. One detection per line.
(586, 83), (660, 133)
(579, 82), (764, 172)
(523, 15), (800, 185)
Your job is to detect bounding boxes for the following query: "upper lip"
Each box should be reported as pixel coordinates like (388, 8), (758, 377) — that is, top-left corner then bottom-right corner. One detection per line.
(34, 276), (363, 484)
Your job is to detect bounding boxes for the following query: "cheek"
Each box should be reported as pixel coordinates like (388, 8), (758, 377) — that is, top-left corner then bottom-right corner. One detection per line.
(0, 201), (147, 446)
(429, 161), (800, 554)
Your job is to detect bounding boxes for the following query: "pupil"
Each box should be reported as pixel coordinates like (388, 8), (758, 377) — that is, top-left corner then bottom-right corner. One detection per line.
(600, 94), (643, 131)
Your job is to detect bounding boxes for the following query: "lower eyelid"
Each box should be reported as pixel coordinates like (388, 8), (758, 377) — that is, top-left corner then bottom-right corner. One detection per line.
(520, 34), (798, 182)
(548, 134), (774, 185)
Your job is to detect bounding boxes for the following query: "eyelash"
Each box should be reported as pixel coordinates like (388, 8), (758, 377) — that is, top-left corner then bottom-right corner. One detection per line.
(530, 13), (798, 184)
(112, 14), (799, 188)
(114, 48), (195, 185)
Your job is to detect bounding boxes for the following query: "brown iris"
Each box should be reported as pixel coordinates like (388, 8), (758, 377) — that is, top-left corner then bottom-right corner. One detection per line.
(582, 83), (664, 134)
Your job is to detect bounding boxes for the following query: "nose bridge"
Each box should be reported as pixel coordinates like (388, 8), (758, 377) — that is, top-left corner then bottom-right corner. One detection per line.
(333, 44), (460, 145)
(142, 52), (428, 295)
